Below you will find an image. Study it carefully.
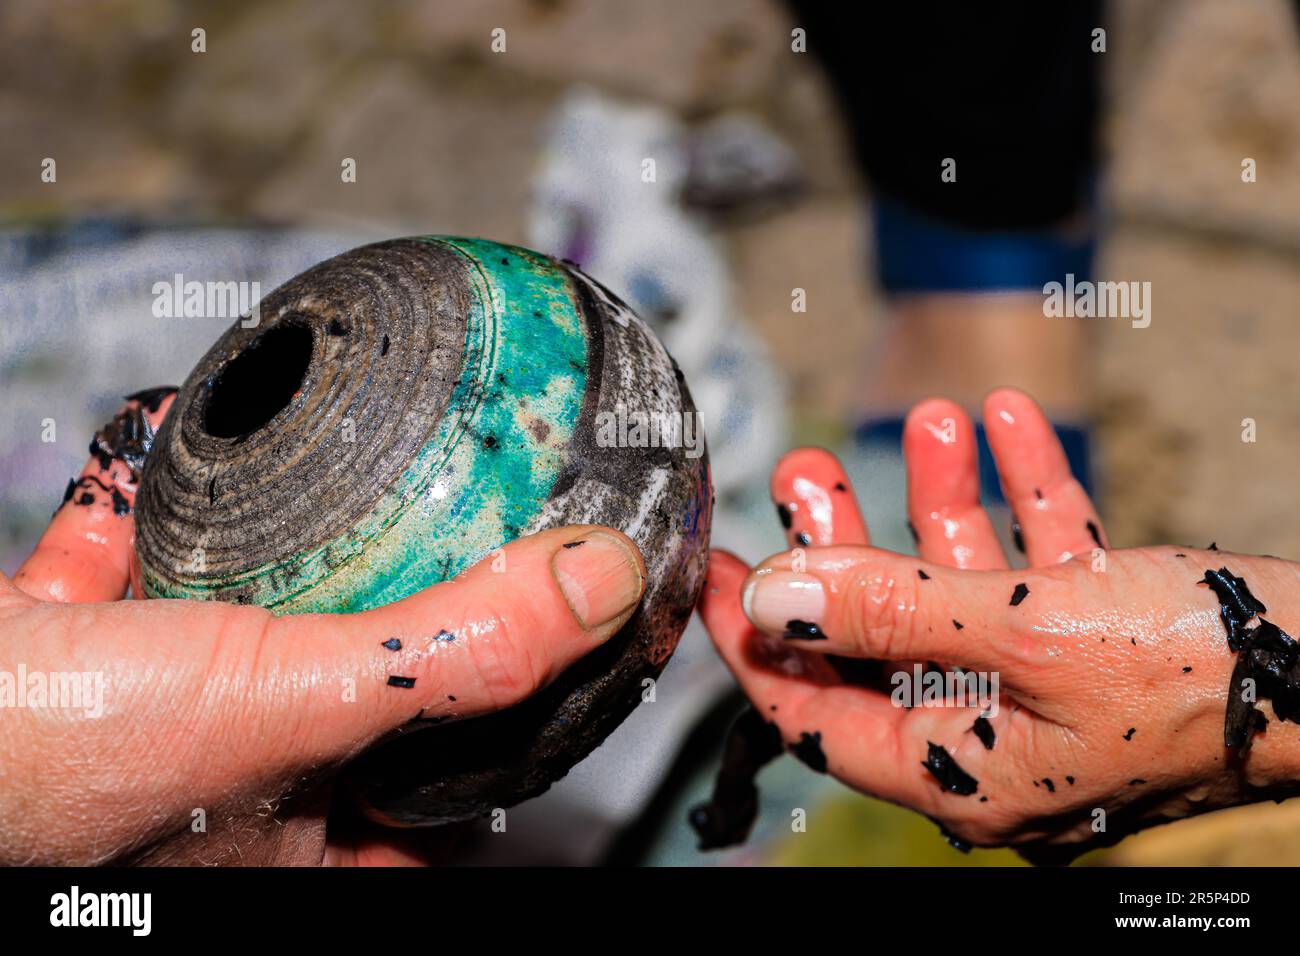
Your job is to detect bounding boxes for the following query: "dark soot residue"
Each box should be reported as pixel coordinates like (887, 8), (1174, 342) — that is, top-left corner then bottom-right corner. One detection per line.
(689, 707), (784, 850)
(922, 742), (978, 796)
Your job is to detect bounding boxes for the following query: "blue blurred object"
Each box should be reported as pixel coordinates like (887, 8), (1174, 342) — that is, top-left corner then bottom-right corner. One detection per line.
(871, 193), (1096, 294)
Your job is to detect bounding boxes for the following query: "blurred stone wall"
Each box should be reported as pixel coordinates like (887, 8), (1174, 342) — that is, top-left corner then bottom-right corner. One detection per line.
(7, 0), (1300, 556)
(0, 0), (873, 417)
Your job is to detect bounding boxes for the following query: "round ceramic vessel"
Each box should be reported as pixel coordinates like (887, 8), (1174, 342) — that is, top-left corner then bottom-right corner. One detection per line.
(133, 236), (712, 824)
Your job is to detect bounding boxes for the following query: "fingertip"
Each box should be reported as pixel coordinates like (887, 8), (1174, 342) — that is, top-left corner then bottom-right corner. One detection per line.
(904, 398), (972, 451)
(14, 388), (180, 603)
(700, 549), (749, 610)
(564, 524), (648, 583)
(698, 550), (751, 639)
(476, 523), (647, 584)
(770, 447), (867, 547)
(982, 387), (1072, 496)
(983, 386), (1046, 433)
(769, 446), (837, 498)
(706, 548), (750, 581)
(550, 527), (646, 634)
(906, 396), (965, 427)
(904, 399), (984, 534)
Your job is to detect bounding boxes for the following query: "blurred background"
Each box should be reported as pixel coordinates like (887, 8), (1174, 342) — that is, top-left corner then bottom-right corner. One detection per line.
(5, 0), (1300, 865)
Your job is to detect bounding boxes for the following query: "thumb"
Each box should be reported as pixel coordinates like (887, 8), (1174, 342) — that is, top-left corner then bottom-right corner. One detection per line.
(5, 525), (645, 862)
(68, 525), (645, 814)
(739, 545), (1040, 678)
(241, 525), (647, 767)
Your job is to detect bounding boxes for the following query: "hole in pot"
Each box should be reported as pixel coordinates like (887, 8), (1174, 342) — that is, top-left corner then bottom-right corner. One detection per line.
(203, 321), (313, 439)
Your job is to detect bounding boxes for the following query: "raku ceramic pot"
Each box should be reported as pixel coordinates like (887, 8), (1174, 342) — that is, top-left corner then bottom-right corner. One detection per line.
(132, 236), (712, 825)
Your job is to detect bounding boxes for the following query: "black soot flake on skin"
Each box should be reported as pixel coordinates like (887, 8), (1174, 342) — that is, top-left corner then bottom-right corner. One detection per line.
(1202, 567), (1266, 652)
(381, 638), (402, 652)
(689, 706), (784, 850)
(790, 731), (828, 773)
(918, 569), (931, 580)
(562, 539), (586, 549)
(62, 475), (133, 518)
(1065, 775), (1075, 785)
(776, 504), (793, 530)
(433, 629), (457, 642)
(387, 676), (417, 689)
(937, 823), (972, 854)
(1201, 569), (1300, 749)
(406, 710), (446, 727)
(1042, 778), (1055, 793)
(783, 619), (826, 641)
(971, 716), (996, 750)
(952, 619), (964, 630)
(795, 531), (812, 547)
(922, 741), (978, 796)
(124, 386), (178, 414)
(1123, 727), (1136, 741)
(827, 655), (885, 687)
(1223, 654), (1257, 751)
(87, 386), (177, 484)
(1199, 567), (1300, 752)
(1010, 583), (1029, 607)
(1227, 618), (1300, 748)
(834, 482), (847, 492)
(110, 487), (130, 516)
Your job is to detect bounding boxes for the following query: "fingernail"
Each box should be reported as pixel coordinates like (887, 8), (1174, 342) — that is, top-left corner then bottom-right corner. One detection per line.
(553, 531), (645, 631)
(742, 571), (826, 635)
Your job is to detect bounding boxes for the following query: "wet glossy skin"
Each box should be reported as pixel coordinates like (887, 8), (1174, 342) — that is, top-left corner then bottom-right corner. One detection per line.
(701, 388), (1300, 860)
(0, 393), (645, 866)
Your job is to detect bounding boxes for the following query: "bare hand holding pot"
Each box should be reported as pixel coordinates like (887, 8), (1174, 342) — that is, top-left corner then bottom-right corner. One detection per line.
(1, 237), (711, 865)
(1, 389), (645, 865)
